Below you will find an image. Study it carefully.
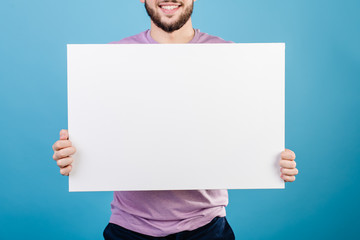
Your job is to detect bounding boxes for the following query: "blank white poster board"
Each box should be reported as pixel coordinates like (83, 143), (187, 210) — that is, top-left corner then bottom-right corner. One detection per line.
(67, 43), (285, 192)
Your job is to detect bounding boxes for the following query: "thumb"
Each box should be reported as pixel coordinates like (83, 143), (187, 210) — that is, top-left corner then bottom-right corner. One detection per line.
(59, 129), (69, 140)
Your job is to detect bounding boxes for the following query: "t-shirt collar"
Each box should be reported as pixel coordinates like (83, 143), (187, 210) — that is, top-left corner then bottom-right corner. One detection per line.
(146, 29), (200, 44)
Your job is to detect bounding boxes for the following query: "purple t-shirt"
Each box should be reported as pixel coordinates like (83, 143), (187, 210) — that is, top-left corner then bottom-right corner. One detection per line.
(108, 29), (232, 237)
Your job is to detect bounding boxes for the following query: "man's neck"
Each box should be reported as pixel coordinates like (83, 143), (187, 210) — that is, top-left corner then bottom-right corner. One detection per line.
(149, 19), (195, 44)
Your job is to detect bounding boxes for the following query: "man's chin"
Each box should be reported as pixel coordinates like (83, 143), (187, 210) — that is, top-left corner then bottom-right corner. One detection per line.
(160, 18), (180, 26)
(160, 13), (179, 20)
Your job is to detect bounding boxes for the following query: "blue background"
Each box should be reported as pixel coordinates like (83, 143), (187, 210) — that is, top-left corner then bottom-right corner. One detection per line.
(1, 0), (359, 239)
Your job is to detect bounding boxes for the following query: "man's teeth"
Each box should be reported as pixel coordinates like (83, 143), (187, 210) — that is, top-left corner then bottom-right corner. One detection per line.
(161, 5), (179, 10)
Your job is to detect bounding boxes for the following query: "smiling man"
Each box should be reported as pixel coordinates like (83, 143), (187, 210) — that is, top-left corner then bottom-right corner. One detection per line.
(52, 0), (299, 239)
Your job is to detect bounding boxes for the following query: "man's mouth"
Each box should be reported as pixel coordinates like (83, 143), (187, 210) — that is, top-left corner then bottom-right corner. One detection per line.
(158, 3), (182, 14)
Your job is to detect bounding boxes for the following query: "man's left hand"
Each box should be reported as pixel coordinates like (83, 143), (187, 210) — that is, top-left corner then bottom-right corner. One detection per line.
(279, 149), (298, 182)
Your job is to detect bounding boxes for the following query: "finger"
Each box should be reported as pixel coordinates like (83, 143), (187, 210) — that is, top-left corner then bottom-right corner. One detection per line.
(279, 159), (296, 169)
(53, 146), (76, 160)
(60, 165), (72, 176)
(281, 149), (296, 160)
(60, 129), (69, 140)
(281, 174), (296, 182)
(57, 157), (74, 168)
(52, 140), (72, 151)
(281, 167), (298, 176)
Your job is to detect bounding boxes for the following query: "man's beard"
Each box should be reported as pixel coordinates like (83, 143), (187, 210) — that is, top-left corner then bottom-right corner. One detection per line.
(144, 0), (194, 33)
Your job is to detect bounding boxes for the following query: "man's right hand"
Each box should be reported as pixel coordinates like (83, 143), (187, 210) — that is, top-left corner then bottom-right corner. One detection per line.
(52, 129), (76, 176)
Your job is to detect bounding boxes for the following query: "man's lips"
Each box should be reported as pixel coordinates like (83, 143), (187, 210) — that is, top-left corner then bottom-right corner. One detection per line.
(158, 3), (182, 14)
